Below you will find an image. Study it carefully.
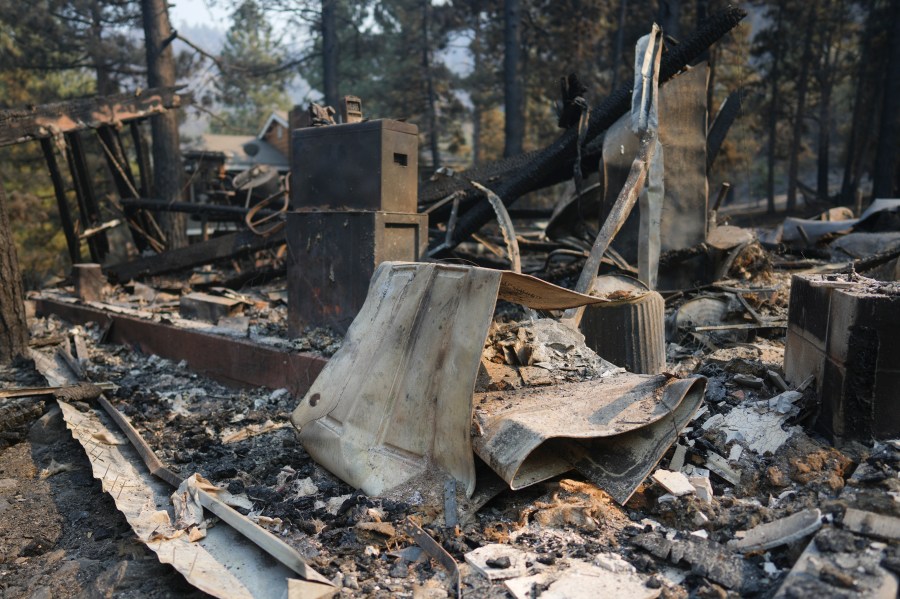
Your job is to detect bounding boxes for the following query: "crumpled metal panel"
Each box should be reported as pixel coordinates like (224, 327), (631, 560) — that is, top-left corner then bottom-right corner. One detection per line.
(472, 374), (706, 503)
(565, 378), (705, 504)
(291, 260), (702, 501)
(291, 262), (502, 497)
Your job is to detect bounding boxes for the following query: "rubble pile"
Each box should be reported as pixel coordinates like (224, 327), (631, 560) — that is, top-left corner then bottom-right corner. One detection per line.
(3, 191), (898, 598)
(0, 9), (898, 598)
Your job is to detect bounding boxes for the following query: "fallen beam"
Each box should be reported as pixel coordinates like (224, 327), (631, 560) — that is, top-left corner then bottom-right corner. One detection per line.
(33, 297), (326, 398)
(105, 228), (286, 282)
(0, 86), (189, 147)
(120, 198), (281, 219)
(707, 88), (745, 171)
(429, 5), (746, 255)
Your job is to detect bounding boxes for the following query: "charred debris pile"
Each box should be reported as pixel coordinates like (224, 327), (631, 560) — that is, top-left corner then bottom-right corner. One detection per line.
(2, 6), (900, 599)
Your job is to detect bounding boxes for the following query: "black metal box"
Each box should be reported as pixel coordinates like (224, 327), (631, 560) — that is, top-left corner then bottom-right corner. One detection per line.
(291, 119), (418, 213)
(287, 210), (428, 334)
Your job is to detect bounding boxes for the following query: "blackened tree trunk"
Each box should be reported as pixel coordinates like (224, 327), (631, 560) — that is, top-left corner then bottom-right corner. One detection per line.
(503, 0), (524, 157)
(657, 0), (680, 39)
(141, 0), (187, 249)
(89, 1), (115, 96)
(815, 2), (842, 203)
(841, 3), (875, 204)
(322, 0), (339, 109)
(421, 0), (441, 169)
(873, 0), (900, 198)
(786, 5), (816, 213)
(0, 180), (28, 364)
(816, 78), (833, 202)
(471, 12), (483, 165)
(611, 0), (628, 89)
(766, 1), (785, 215)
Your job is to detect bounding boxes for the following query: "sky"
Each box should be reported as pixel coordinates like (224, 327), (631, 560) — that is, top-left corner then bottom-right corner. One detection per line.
(169, 0), (231, 30)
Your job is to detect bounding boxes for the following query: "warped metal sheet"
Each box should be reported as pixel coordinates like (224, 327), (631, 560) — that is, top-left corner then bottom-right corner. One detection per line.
(498, 270), (634, 309)
(472, 375), (706, 502)
(34, 349), (332, 598)
(291, 262), (502, 497)
(565, 378), (705, 504)
(292, 261), (703, 502)
(290, 262), (612, 498)
(58, 401), (302, 599)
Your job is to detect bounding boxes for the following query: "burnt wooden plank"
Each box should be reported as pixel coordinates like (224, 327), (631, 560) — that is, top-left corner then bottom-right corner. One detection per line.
(129, 121), (152, 199)
(97, 125), (148, 251)
(0, 86), (189, 147)
(179, 292), (245, 322)
(64, 132), (107, 261)
(104, 229), (286, 282)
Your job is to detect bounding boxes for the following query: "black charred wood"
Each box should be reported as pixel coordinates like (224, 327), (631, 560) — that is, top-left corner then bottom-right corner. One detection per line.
(430, 5), (747, 256)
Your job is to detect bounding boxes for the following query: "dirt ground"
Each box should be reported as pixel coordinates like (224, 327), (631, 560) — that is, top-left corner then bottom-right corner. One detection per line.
(0, 365), (206, 597)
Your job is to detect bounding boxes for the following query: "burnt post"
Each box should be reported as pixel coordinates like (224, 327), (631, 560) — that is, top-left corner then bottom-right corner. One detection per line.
(40, 138), (81, 264)
(73, 263), (106, 302)
(0, 180), (29, 363)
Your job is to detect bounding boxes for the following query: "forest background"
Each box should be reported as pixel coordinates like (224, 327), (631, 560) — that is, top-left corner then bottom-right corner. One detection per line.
(1, 0), (898, 286)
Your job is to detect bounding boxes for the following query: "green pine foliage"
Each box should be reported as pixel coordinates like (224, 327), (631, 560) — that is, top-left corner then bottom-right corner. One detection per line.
(211, 0), (292, 134)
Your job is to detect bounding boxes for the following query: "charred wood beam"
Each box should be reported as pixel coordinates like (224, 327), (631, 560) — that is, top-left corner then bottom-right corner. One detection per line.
(850, 246), (900, 273)
(422, 149), (601, 228)
(64, 132), (107, 262)
(429, 5), (746, 256)
(129, 121), (152, 198)
(197, 264), (287, 292)
(104, 228), (285, 282)
(39, 138), (81, 264)
(97, 125), (149, 252)
(419, 150), (540, 207)
(0, 86), (189, 147)
(707, 88), (745, 172)
(120, 198), (281, 219)
(127, 121), (163, 249)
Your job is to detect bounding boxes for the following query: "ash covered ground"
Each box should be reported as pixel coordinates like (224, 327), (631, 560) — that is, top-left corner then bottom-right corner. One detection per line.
(2, 261), (897, 599)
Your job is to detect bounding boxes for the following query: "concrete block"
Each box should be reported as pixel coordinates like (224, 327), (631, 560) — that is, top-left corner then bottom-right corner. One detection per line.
(179, 292), (244, 323)
(784, 329), (826, 393)
(786, 273), (833, 347)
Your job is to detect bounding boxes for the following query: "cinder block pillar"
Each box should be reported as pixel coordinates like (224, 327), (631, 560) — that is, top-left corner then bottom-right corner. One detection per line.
(784, 274), (900, 443)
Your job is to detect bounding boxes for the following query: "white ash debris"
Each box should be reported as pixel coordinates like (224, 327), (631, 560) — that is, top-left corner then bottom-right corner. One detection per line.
(482, 318), (623, 383)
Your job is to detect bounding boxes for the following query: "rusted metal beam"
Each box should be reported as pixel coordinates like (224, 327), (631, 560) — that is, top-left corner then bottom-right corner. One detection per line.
(34, 297), (326, 398)
(0, 86), (189, 147)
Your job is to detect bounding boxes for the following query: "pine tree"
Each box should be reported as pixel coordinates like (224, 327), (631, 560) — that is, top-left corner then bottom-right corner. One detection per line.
(213, 0), (291, 134)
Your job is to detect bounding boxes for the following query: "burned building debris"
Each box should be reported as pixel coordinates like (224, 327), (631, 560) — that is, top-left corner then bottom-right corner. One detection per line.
(1, 4), (900, 599)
